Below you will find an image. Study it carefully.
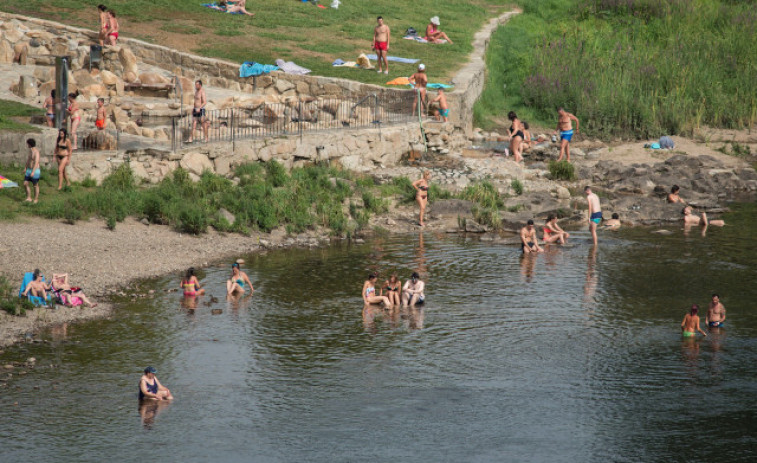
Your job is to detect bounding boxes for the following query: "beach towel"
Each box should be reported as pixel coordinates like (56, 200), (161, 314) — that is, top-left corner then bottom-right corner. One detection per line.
(365, 54), (419, 64)
(333, 60), (357, 68)
(427, 83), (454, 89)
(403, 36), (446, 44)
(239, 61), (279, 78)
(202, 3), (245, 14)
(386, 77), (410, 86)
(19, 272), (50, 307)
(274, 59), (311, 75)
(0, 175), (19, 188)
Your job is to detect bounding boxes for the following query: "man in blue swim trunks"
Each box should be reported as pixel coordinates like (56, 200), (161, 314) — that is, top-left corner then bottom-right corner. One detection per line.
(706, 294), (726, 328)
(554, 107), (579, 162)
(585, 186), (602, 245)
(23, 138), (41, 203)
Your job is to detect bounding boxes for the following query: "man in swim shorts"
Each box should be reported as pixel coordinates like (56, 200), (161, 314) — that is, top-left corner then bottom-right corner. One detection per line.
(585, 186), (601, 245)
(23, 138), (41, 203)
(706, 294), (726, 328)
(373, 16), (390, 75)
(189, 80), (210, 143)
(402, 272), (425, 307)
(554, 107), (579, 162)
(430, 88), (449, 122)
(95, 98), (106, 130)
(681, 304), (707, 338)
(520, 219), (544, 253)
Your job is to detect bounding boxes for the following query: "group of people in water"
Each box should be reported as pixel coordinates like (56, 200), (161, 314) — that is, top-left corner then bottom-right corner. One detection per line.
(179, 262), (255, 300)
(362, 271), (425, 308)
(681, 294), (727, 338)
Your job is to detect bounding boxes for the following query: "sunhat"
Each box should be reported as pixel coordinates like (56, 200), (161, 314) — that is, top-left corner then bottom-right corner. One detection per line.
(430, 16), (440, 26)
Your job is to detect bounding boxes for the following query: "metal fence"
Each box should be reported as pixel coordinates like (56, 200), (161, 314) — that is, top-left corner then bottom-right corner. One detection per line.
(153, 91), (417, 150)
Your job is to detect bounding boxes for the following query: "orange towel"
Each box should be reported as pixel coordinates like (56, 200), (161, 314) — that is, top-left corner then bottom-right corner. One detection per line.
(386, 77), (410, 86)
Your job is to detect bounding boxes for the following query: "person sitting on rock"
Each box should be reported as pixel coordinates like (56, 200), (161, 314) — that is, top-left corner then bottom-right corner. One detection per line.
(667, 185), (686, 204)
(521, 121), (533, 151)
(682, 206), (725, 227)
(521, 220), (544, 253)
(542, 214), (569, 244)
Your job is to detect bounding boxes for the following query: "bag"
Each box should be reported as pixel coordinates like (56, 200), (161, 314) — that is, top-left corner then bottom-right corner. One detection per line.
(405, 27), (417, 37)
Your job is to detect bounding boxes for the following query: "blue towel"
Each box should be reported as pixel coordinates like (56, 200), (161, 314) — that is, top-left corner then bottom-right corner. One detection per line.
(365, 54), (419, 64)
(239, 62), (279, 78)
(19, 272), (50, 307)
(332, 58), (345, 66)
(427, 83), (454, 89)
(201, 3), (245, 14)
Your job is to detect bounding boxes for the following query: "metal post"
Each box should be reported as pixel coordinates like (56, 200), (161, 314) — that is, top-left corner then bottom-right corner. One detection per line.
(298, 100), (303, 141)
(171, 117), (176, 152)
(54, 56), (69, 130)
(231, 109), (235, 153)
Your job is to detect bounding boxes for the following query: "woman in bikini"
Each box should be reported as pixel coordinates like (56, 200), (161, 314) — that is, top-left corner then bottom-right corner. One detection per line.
(97, 4), (109, 46)
(220, 0), (255, 16)
(412, 170), (431, 227)
(54, 128), (72, 190)
(67, 92), (81, 150)
(43, 90), (56, 127)
(363, 273), (392, 306)
(226, 262), (254, 296)
(106, 10), (119, 46)
(180, 267), (205, 296)
(508, 111), (524, 163)
(381, 273), (401, 306)
(542, 214), (570, 245)
(51, 273), (97, 307)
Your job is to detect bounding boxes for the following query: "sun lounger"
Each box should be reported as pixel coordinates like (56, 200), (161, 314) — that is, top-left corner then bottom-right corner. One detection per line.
(18, 272), (51, 307)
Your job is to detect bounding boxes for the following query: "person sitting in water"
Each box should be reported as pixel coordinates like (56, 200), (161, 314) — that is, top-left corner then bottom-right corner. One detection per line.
(363, 272), (392, 306)
(139, 366), (173, 401)
(682, 206), (725, 227)
(381, 273), (402, 306)
(603, 213), (621, 229)
(22, 269), (50, 300)
(542, 214), (569, 245)
(681, 304), (707, 338)
(667, 185), (686, 204)
(226, 262), (254, 296)
(51, 273), (97, 307)
(402, 272), (425, 307)
(424, 16), (453, 44)
(181, 267), (205, 296)
(706, 294), (726, 328)
(521, 220), (544, 253)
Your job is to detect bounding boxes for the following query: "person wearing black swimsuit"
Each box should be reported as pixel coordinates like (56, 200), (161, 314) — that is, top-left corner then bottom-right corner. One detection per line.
(508, 111), (524, 163)
(54, 129), (72, 190)
(381, 273), (401, 306)
(412, 170), (431, 227)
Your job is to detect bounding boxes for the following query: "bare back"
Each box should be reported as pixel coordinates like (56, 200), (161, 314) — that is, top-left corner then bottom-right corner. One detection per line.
(682, 313), (699, 332)
(411, 72), (427, 89)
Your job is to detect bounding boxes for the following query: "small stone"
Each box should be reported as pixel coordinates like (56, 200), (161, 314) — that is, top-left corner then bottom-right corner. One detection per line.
(26, 357), (36, 364)
(3, 365), (13, 370)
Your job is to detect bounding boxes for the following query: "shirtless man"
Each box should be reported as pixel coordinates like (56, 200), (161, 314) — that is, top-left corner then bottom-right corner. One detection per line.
(682, 206), (725, 227)
(373, 16), (390, 75)
(681, 304), (707, 338)
(106, 10), (119, 46)
(402, 272), (425, 307)
(706, 294), (726, 328)
(95, 98), (107, 130)
(667, 185), (686, 204)
(430, 89), (449, 122)
(585, 186), (602, 245)
(188, 80), (210, 143)
(22, 269), (50, 300)
(520, 220), (544, 253)
(409, 64), (428, 116)
(23, 138), (41, 203)
(554, 107), (579, 162)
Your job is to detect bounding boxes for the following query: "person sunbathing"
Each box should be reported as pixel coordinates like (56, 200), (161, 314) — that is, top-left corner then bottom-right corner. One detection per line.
(22, 269), (50, 300)
(51, 273), (97, 307)
(425, 16), (453, 44)
(220, 0), (254, 16)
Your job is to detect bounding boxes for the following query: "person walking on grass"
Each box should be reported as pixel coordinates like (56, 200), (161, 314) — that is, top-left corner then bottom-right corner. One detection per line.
(24, 139), (41, 204)
(373, 16), (390, 75)
(555, 107), (579, 162)
(585, 186), (602, 246)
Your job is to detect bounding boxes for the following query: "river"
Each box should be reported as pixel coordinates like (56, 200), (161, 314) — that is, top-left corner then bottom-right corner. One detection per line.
(2, 203), (756, 462)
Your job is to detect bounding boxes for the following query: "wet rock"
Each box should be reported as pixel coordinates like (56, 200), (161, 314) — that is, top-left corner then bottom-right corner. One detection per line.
(464, 220), (487, 233)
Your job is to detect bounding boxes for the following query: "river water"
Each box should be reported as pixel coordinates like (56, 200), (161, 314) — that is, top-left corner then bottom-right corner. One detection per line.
(2, 204), (757, 462)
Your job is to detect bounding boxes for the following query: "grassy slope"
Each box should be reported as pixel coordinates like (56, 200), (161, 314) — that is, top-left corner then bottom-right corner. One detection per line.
(0, 0), (510, 85)
(475, 0), (757, 139)
(0, 99), (42, 132)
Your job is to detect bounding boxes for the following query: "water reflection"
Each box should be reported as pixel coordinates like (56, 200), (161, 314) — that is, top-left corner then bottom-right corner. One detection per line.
(519, 252), (537, 282)
(583, 246), (598, 306)
(138, 400), (170, 430)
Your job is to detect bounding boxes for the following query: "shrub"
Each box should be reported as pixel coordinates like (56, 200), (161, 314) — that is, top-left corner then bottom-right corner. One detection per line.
(106, 215), (117, 231)
(472, 206), (502, 230)
(102, 163), (135, 191)
(264, 160), (288, 187)
(549, 161), (576, 181)
(80, 176), (97, 188)
(459, 181), (504, 209)
(511, 179), (524, 196)
(177, 205), (208, 235)
(63, 206), (83, 224)
(362, 191), (388, 214)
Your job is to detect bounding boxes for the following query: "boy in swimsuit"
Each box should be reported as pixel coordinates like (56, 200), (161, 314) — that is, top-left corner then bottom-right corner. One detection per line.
(682, 304), (707, 338)
(107, 10), (119, 46)
(409, 64), (428, 117)
(520, 220), (544, 253)
(373, 16), (390, 74)
(95, 98), (107, 130)
(554, 107), (579, 162)
(585, 186), (601, 245)
(706, 294), (726, 328)
(23, 139), (41, 203)
(189, 80), (210, 143)
(430, 89), (449, 122)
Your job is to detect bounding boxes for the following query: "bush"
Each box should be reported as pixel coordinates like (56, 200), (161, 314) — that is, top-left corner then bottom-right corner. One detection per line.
(80, 176), (97, 188)
(472, 206), (502, 230)
(362, 191), (388, 214)
(549, 161), (576, 181)
(264, 160), (288, 187)
(102, 163), (135, 191)
(177, 205), (209, 235)
(511, 178), (524, 195)
(106, 215), (117, 230)
(459, 181), (504, 209)
(63, 206), (83, 224)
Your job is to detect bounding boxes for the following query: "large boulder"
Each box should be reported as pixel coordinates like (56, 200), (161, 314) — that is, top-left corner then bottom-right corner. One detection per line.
(100, 70), (118, 86)
(13, 43), (28, 65)
(118, 47), (138, 76)
(123, 71), (138, 83)
(138, 73), (170, 86)
(83, 130), (117, 150)
(0, 40), (13, 64)
(14, 75), (38, 98)
(180, 152), (214, 176)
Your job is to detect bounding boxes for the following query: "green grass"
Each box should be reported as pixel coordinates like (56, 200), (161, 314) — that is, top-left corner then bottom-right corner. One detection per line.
(0, 99), (43, 132)
(0, 0), (511, 85)
(475, 0), (757, 139)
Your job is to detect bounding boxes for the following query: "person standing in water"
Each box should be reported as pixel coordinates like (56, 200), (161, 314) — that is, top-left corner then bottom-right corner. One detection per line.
(554, 107), (579, 162)
(706, 294), (726, 328)
(139, 366), (173, 401)
(372, 16), (390, 74)
(412, 170), (431, 227)
(226, 262), (254, 296)
(681, 304), (707, 338)
(585, 186), (602, 245)
(181, 267), (205, 296)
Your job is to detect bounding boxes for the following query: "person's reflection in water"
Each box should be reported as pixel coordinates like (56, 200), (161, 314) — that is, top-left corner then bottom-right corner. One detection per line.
(362, 304), (382, 333)
(583, 246), (598, 305)
(50, 322), (68, 341)
(181, 295), (199, 311)
(519, 252), (537, 283)
(415, 232), (427, 278)
(138, 399), (169, 430)
(681, 337), (701, 372)
(406, 306), (425, 330)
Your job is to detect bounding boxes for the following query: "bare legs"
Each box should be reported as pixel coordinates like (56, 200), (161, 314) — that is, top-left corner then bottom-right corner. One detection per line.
(511, 136), (523, 162)
(557, 138), (570, 162)
(57, 156), (70, 190)
(416, 194), (428, 227)
(70, 119), (80, 150)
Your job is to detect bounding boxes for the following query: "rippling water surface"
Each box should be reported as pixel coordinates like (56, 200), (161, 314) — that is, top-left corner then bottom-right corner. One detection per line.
(2, 204), (757, 462)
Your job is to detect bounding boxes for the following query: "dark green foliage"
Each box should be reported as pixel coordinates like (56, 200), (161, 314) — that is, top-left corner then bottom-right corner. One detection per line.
(459, 181), (504, 209)
(511, 179), (524, 195)
(549, 161), (576, 181)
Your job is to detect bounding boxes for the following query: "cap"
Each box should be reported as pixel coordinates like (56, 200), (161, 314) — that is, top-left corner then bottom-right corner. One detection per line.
(418, 63), (425, 71)
(144, 366), (157, 374)
(430, 16), (440, 26)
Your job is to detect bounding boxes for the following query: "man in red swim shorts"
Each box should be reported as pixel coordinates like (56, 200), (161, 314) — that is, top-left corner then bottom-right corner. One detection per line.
(372, 16), (390, 75)
(95, 98), (106, 130)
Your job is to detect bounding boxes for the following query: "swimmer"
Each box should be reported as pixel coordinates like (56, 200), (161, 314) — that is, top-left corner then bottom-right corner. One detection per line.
(381, 273), (401, 306)
(585, 186), (602, 245)
(412, 170), (431, 227)
(681, 304), (707, 338)
(520, 219), (544, 253)
(706, 294), (726, 328)
(682, 206), (725, 227)
(226, 262), (254, 296)
(139, 366), (173, 401)
(603, 213), (621, 229)
(542, 214), (569, 244)
(181, 267), (205, 296)
(401, 272), (425, 307)
(667, 185), (686, 204)
(363, 272), (392, 306)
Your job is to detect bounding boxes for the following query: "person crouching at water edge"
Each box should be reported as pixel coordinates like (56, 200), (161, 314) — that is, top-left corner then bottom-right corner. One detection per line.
(227, 262), (254, 296)
(402, 272), (425, 307)
(181, 267), (205, 296)
(139, 366), (173, 401)
(363, 272), (392, 306)
(520, 220), (544, 253)
(681, 304), (707, 338)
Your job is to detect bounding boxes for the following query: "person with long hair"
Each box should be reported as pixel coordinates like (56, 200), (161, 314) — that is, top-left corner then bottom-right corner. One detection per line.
(363, 272), (392, 306)
(226, 262), (254, 296)
(508, 111), (524, 163)
(181, 267), (205, 296)
(542, 214), (570, 245)
(54, 128), (72, 190)
(681, 304), (707, 338)
(97, 4), (109, 46)
(412, 170), (431, 227)
(67, 92), (81, 150)
(381, 274), (401, 306)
